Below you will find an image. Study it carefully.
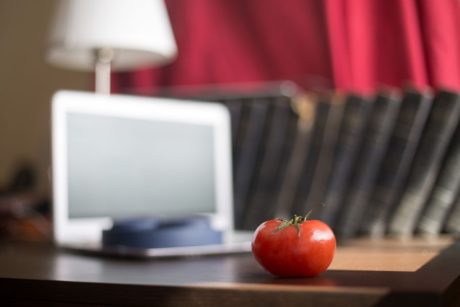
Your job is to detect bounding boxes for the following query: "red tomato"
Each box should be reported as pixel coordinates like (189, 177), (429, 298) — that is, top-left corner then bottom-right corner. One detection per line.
(252, 216), (336, 277)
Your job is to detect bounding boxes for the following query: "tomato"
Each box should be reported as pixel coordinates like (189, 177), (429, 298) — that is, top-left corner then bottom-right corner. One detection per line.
(251, 216), (336, 277)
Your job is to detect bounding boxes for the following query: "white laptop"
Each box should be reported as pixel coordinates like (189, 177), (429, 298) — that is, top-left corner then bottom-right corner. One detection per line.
(52, 90), (251, 257)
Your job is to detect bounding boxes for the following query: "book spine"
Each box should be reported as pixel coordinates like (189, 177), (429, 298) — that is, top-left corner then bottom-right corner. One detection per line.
(290, 99), (331, 216)
(302, 97), (345, 219)
(388, 91), (460, 236)
(269, 101), (300, 218)
(243, 97), (293, 229)
(274, 96), (316, 220)
(335, 92), (401, 239)
(224, 100), (244, 149)
(445, 192), (460, 234)
(319, 95), (373, 227)
(417, 122), (460, 235)
(232, 102), (251, 174)
(359, 91), (432, 237)
(233, 100), (271, 229)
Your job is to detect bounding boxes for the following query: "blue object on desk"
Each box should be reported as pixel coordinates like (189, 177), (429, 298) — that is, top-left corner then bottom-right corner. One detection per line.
(102, 216), (223, 249)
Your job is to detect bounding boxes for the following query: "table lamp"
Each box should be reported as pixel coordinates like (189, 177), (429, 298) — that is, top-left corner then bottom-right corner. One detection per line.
(46, 0), (177, 94)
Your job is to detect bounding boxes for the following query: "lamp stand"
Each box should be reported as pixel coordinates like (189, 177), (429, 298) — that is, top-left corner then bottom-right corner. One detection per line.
(95, 48), (114, 95)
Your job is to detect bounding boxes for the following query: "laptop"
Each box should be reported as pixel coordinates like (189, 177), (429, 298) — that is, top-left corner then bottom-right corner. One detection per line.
(52, 90), (251, 258)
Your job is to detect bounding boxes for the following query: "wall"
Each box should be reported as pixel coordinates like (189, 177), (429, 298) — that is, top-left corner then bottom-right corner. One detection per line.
(0, 0), (89, 193)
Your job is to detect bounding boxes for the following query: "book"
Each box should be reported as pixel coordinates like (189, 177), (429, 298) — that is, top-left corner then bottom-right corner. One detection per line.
(417, 120), (460, 235)
(445, 191), (460, 234)
(231, 100), (251, 172)
(290, 98), (331, 216)
(302, 96), (345, 219)
(359, 90), (432, 237)
(243, 96), (294, 229)
(224, 99), (244, 148)
(233, 99), (272, 229)
(274, 95), (316, 220)
(388, 90), (460, 237)
(335, 91), (401, 239)
(317, 95), (373, 228)
(267, 99), (299, 220)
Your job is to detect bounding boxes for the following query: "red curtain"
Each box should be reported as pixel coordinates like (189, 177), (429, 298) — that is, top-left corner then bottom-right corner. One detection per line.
(112, 0), (460, 95)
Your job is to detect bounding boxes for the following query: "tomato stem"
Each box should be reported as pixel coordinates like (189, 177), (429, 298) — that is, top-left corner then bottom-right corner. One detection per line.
(275, 210), (313, 236)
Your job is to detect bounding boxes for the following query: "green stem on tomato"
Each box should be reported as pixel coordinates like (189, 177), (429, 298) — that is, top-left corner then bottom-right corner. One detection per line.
(275, 210), (313, 236)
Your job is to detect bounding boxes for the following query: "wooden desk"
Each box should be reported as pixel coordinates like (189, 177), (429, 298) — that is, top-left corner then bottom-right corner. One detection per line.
(0, 238), (459, 306)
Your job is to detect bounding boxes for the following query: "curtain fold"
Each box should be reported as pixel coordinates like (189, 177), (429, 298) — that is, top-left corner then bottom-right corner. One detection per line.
(112, 0), (460, 94)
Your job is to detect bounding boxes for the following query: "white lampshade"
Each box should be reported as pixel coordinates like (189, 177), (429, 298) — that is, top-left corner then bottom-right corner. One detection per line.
(47, 0), (177, 72)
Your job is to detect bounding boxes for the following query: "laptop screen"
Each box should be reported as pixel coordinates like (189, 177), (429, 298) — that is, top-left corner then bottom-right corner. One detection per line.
(66, 112), (216, 219)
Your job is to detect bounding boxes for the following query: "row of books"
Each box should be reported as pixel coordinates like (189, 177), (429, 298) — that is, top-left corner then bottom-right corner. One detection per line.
(156, 82), (460, 239)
